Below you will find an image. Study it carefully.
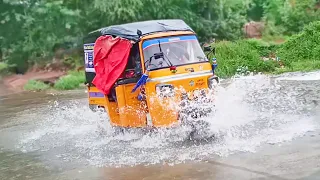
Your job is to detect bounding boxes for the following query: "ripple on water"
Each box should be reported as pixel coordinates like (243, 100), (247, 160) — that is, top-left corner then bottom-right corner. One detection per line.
(15, 72), (320, 167)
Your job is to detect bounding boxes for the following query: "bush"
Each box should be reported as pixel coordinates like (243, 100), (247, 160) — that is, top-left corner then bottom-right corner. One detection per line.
(54, 70), (85, 90)
(24, 80), (50, 91)
(212, 40), (278, 78)
(277, 21), (320, 67)
(0, 62), (9, 75)
(245, 38), (280, 57)
(212, 21), (320, 78)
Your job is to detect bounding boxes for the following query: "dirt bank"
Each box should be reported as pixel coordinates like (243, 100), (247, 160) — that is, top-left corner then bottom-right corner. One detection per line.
(0, 71), (66, 96)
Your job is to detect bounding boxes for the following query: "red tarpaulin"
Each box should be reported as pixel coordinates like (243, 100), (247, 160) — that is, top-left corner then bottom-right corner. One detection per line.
(92, 35), (132, 95)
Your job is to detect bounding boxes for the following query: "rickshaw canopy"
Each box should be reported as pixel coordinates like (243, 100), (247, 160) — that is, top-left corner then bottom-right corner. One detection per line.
(87, 19), (194, 42)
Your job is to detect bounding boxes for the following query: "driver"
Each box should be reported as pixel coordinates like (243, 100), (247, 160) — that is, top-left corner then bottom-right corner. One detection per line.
(166, 45), (190, 64)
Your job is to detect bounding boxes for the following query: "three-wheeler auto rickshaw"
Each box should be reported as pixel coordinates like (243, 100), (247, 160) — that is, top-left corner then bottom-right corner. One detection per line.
(83, 19), (219, 129)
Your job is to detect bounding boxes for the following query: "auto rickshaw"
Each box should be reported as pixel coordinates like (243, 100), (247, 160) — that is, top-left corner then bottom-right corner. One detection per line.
(83, 19), (219, 129)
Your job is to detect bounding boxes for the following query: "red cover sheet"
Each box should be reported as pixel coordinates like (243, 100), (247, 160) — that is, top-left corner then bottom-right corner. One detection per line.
(92, 35), (132, 95)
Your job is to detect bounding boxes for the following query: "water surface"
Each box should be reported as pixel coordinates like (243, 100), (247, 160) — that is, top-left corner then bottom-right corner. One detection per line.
(0, 71), (320, 180)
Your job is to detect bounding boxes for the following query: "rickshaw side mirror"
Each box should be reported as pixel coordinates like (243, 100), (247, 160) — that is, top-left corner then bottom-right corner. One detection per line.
(137, 29), (142, 37)
(204, 46), (216, 59)
(204, 46), (212, 52)
(204, 46), (216, 54)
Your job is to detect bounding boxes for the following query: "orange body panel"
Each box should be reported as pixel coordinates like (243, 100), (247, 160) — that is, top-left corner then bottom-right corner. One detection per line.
(110, 83), (147, 127)
(87, 86), (107, 107)
(144, 67), (213, 127)
(148, 62), (212, 78)
(145, 82), (179, 127)
(105, 100), (121, 125)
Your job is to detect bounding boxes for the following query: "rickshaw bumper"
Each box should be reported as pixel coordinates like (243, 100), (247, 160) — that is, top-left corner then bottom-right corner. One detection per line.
(178, 90), (215, 120)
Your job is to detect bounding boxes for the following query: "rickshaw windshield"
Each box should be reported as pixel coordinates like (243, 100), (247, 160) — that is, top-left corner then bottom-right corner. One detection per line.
(142, 35), (208, 70)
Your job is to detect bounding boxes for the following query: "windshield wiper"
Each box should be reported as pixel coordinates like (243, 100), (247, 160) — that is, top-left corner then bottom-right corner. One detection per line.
(145, 40), (175, 70)
(157, 40), (174, 67)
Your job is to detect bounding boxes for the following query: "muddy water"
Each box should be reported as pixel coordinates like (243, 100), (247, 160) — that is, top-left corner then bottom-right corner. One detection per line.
(0, 71), (320, 180)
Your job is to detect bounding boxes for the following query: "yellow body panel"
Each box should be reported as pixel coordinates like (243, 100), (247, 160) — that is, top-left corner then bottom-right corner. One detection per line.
(145, 81), (180, 127)
(109, 83), (147, 127)
(87, 86), (107, 107)
(144, 64), (213, 127)
(105, 100), (121, 125)
(148, 62), (212, 78)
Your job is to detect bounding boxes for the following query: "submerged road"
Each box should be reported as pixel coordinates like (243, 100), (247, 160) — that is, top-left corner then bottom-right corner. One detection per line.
(0, 71), (319, 180)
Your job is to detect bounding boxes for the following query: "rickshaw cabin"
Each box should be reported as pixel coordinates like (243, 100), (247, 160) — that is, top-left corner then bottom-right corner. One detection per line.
(83, 19), (195, 96)
(83, 19), (203, 127)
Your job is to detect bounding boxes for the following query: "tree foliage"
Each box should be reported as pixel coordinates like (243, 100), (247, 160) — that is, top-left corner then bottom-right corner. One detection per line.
(1, 0), (319, 73)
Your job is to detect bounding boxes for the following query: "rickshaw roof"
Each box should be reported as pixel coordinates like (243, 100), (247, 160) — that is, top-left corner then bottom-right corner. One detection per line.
(86, 19), (194, 42)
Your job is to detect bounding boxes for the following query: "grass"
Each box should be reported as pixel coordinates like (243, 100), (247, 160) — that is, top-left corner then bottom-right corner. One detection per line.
(213, 38), (320, 78)
(53, 70), (85, 90)
(23, 70), (85, 91)
(261, 35), (290, 44)
(211, 39), (280, 78)
(0, 62), (8, 71)
(0, 62), (9, 77)
(276, 21), (320, 69)
(273, 60), (320, 74)
(24, 80), (50, 91)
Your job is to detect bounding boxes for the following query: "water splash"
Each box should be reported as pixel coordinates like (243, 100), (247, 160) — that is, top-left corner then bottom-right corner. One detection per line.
(15, 72), (320, 167)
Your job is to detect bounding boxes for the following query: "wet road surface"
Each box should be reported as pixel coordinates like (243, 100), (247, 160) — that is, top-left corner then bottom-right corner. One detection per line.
(0, 71), (319, 180)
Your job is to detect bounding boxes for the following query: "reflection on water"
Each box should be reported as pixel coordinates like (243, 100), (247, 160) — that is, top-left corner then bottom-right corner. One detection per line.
(0, 71), (320, 180)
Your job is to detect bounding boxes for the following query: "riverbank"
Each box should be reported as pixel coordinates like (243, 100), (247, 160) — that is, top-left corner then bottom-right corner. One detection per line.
(1, 56), (319, 95)
(0, 70), (85, 96)
(2, 69), (320, 97)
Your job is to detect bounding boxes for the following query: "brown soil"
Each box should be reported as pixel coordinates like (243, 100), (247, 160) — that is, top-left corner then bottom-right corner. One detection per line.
(243, 21), (265, 38)
(273, 38), (286, 44)
(1, 71), (66, 95)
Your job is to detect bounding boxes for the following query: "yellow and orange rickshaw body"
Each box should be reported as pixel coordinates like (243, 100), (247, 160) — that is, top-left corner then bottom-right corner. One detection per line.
(83, 19), (219, 129)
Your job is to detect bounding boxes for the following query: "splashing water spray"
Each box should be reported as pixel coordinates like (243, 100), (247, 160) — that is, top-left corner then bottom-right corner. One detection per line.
(16, 71), (320, 167)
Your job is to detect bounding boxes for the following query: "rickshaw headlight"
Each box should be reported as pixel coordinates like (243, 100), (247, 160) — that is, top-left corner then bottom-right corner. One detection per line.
(208, 76), (219, 89)
(155, 84), (175, 97)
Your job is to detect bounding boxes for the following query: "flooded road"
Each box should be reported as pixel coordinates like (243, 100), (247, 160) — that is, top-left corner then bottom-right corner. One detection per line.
(0, 71), (320, 180)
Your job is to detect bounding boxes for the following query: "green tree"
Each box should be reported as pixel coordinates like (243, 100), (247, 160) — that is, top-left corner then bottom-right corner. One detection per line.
(262, 0), (320, 35)
(2, 0), (82, 73)
(93, 0), (248, 41)
(281, 0), (320, 34)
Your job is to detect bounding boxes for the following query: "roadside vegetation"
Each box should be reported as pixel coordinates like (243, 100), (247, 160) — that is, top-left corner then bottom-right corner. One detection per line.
(0, 62), (9, 78)
(24, 80), (50, 91)
(1, 0), (320, 91)
(53, 71), (85, 90)
(23, 70), (85, 91)
(212, 20), (320, 78)
(212, 39), (280, 78)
